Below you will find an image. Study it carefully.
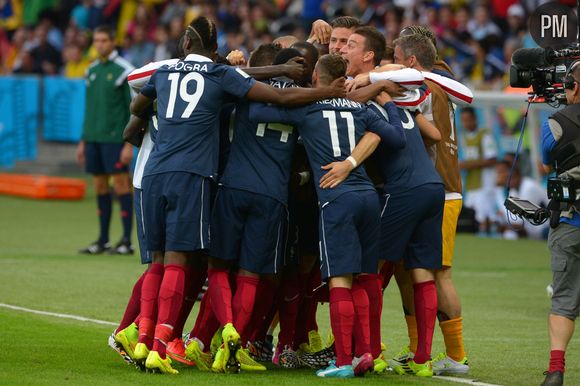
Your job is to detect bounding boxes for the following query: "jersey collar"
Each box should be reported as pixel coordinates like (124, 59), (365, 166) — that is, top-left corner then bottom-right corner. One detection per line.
(184, 53), (213, 63)
(102, 50), (119, 62)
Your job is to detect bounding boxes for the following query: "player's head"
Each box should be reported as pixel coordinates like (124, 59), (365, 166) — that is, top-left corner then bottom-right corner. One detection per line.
(460, 106), (477, 132)
(564, 60), (580, 104)
(340, 26), (385, 77)
(313, 54), (347, 87)
(273, 35), (299, 49)
(183, 16), (218, 58)
(381, 46), (395, 65)
(273, 48), (302, 66)
(496, 159), (520, 188)
(291, 41), (319, 85)
(393, 33), (436, 71)
(329, 16), (360, 54)
(249, 43), (281, 67)
(93, 25), (115, 59)
(399, 25), (437, 50)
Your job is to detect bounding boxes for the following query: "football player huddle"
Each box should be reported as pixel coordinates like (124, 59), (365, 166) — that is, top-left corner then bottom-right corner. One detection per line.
(107, 15), (474, 378)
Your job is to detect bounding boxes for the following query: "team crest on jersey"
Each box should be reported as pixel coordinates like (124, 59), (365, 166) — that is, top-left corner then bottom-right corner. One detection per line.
(107, 73), (113, 81)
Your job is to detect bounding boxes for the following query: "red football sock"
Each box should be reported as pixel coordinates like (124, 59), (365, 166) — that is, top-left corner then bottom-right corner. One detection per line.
(277, 272), (302, 348)
(413, 280), (437, 364)
(191, 293), (220, 350)
(329, 287), (355, 367)
(357, 274), (383, 357)
(233, 274), (260, 343)
(154, 264), (186, 358)
(207, 268), (233, 326)
(116, 269), (146, 333)
(173, 264), (207, 339)
(351, 279), (371, 357)
(548, 350), (565, 373)
(138, 263), (164, 347)
(248, 278), (277, 342)
(380, 262), (395, 290)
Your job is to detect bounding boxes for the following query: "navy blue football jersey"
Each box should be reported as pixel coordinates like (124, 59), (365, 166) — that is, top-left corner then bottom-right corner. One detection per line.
(140, 54), (256, 179)
(220, 78), (298, 204)
(367, 102), (442, 194)
(250, 98), (406, 204)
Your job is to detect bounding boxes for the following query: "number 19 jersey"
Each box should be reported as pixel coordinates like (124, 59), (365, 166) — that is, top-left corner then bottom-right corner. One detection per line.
(140, 53), (256, 179)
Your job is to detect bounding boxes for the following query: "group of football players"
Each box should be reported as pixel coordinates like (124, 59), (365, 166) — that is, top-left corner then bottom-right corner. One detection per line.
(106, 14), (475, 378)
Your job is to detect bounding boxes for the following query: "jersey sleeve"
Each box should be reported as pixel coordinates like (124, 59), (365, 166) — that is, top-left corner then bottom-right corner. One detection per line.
(369, 68), (424, 90)
(222, 67), (257, 99)
(248, 102), (303, 126)
(365, 103), (406, 149)
(541, 119), (557, 165)
(140, 71), (158, 99)
(421, 71), (473, 106)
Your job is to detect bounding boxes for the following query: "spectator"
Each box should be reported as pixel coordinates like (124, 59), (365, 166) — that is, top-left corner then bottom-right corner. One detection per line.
(124, 25), (155, 68)
(29, 24), (62, 74)
(63, 44), (89, 78)
(153, 25), (170, 61)
(460, 107), (499, 235)
(467, 5), (502, 41)
(70, 0), (91, 30)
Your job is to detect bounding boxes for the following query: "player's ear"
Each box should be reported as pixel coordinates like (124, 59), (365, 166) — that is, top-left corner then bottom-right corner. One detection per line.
(363, 50), (374, 64)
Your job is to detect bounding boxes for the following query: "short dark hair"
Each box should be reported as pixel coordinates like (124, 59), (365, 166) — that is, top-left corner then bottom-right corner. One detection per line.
(94, 25), (115, 40)
(273, 48), (302, 65)
(353, 26), (386, 66)
(460, 106), (476, 117)
(316, 54), (347, 85)
(186, 16), (218, 53)
(384, 46), (394, 62)
(393, 34), (436, 70)
(329, 16), (360, 30)
(291, 41), (319, 65)
(249, 43), (281, 67)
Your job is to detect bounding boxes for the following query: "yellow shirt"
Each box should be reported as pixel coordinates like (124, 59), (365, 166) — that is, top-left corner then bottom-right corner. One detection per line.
(64, 58), (91, 78)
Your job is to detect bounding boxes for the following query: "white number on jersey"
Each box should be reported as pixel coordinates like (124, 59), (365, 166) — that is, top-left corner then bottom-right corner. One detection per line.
(166, 72), (205, 119)
(322, 110), (356, 156)
(256, 122), (294, 143)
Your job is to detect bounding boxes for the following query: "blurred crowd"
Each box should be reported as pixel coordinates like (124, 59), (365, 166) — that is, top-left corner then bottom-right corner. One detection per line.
(0, 0), (569, 89)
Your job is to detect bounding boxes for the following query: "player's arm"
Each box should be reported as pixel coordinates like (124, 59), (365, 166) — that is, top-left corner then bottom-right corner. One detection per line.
(130, 71), (157, 116)
(319, 131), (381, 189)
(421, 71), (473, 106)
(123, 115), (148, 147)
(246, 77), (345, 106)
(347, 80), (405, 103)
(243, 58), (306, 82)
(248, 102), (300, 126)
(415, 112), (441, 146)
(366, 92), (406, 149)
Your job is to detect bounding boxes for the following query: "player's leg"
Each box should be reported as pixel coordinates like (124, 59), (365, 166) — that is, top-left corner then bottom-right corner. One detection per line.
(185, 292), (220, 371)
(80, 143), (113, 253)
(105, 142), (133, 254)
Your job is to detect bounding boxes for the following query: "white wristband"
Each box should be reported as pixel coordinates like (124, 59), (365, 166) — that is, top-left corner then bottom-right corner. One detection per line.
(346, 156), (358, 169)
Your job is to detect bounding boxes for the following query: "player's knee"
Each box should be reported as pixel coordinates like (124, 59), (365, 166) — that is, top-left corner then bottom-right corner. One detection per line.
(93, 175), (109, 194)
(112, 173), (131, 194)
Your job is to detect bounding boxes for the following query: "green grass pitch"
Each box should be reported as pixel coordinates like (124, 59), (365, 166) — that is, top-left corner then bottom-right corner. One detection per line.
(0, 191), (578, 386)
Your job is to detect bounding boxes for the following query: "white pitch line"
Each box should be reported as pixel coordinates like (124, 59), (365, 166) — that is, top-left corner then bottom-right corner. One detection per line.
(0, 302), (117, 327)
(1, 302), (504, 386)
(434, 375), (503, 386)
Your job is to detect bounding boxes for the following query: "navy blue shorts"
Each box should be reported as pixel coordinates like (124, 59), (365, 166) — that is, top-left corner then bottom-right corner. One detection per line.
(380, 183), (444, 270)
(319, 190), (380, 280)
(84, 142), (128, 175)
(210, 187), (287, 274)
(142, 172), (211, 252)
(134, 188), (152, 264)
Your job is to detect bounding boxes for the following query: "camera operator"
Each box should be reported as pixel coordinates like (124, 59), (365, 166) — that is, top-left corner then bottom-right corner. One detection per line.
(540, 61), (580, 386)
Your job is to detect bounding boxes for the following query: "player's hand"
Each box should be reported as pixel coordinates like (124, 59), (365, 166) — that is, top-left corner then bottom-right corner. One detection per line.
(375, 91), (393, 105)
(120, 143), (133, 166)
(346, 73), (371, 92)
(308, 19), (332, 44)
(226, 50), (246, 66)
(320, 160), (354, 189)
(284, 57), (306, 82)
(328, 77), (346, 98)
(76, 141), (85, 166)
(381, 80), (406, 98)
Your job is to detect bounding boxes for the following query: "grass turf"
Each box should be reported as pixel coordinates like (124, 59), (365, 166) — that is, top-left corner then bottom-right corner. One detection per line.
(0, 192), (578, 385)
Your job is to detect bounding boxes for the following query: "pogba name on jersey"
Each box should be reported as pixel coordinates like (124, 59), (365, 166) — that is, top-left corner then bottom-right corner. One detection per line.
(167, 62), (209, 72)
(316, 98), (363, 109)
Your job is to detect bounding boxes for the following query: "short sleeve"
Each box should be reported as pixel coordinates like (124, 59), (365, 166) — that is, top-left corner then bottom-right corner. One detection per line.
(222, 67), (257, 99)
(140, 70), (158, 99)
(541, 119), (557, 165)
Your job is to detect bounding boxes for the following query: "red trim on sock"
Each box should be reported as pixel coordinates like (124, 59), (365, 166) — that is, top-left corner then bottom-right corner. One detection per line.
(549, 350), (565, 373)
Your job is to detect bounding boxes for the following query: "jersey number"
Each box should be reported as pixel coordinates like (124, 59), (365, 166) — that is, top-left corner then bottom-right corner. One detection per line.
(166, 72), (205, 119)
(322, 110), (355, 156)
(256, 123), (293, 143)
